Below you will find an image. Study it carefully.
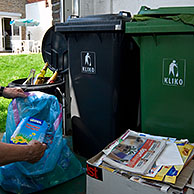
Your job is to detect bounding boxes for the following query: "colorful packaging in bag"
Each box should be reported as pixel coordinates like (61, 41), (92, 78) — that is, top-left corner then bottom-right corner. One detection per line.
(10, 116), (48, 145)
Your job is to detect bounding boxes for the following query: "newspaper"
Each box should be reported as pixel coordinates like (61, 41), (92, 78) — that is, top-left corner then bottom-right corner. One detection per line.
(102, 129), (166, 175)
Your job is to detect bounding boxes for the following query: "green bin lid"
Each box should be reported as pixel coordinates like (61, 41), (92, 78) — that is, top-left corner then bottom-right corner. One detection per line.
(138, 6), (194, 15)
(126, 6), (194, 34)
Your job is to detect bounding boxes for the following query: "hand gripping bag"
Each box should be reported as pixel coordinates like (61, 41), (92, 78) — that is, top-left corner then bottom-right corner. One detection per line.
(0, 91), (84, 193)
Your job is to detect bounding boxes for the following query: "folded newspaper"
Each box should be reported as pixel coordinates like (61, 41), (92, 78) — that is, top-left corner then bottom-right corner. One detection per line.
(101, 130), (166, 175)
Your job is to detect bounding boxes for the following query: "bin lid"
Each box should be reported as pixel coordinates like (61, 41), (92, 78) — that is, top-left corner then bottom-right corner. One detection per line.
(42, 26), (68, 73)
(55, 11), (131, 32)
(125, 6), (194, 34)
(138, 6), (194, 15)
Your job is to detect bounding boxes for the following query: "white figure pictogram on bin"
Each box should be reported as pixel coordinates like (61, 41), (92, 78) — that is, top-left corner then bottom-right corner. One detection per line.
(85, 52), (92, 66)
(169, 60), (179, 77)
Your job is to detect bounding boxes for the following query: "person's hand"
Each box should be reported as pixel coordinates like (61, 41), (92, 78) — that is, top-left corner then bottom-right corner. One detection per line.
(26, 140), (47, 164)
(2, 87), (27, 99)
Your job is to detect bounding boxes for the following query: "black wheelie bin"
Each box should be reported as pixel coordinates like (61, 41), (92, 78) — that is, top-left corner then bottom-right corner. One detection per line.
(55, 12), (140, 158)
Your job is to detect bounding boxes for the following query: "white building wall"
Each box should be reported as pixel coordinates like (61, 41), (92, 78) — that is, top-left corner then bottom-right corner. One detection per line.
(26, 1), (52, 41)
(0, 19), (2, 51)
(80, 0), (94, 16)
(80, 0), (194, 16)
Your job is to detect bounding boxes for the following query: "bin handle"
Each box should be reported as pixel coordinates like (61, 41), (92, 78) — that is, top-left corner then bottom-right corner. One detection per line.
(119, 11), (131, 18)
(56, 87), (66, 136)
(138, 6), (151, 14)
(67, 15), (79, 20)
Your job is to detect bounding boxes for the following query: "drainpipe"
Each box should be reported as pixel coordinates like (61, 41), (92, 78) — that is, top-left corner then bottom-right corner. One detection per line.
(72, 0), (80, 16)
(60, 0), (64, 22)
(61, 0), (79, 22)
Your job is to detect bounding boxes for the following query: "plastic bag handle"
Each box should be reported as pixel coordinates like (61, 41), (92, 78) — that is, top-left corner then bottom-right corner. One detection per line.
(119, 11), (131, 18)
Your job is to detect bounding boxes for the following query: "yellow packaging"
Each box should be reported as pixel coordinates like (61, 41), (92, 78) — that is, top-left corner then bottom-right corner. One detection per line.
(177, 143), (194, 163)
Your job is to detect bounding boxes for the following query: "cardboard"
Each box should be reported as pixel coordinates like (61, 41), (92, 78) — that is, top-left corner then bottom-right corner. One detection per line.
(86, 152), (181, 194)
(172, 160), (194, 190)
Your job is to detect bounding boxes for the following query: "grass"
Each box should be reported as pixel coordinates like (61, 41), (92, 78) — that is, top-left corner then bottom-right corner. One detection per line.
(0, 54), (52, 133)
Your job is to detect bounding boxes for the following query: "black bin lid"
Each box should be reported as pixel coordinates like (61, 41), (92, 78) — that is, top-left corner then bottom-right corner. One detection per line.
(55, 11), (131, 32)
(42, 26), (68, 73)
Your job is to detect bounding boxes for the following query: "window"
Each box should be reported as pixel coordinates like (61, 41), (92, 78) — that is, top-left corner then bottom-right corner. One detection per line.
(13, 25), (19, 36)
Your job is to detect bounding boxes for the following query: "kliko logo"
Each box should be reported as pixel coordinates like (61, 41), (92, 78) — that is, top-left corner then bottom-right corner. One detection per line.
(162, 58), (186, 87)
(81, 51), (96, 74)
(86, 163), (103, 181)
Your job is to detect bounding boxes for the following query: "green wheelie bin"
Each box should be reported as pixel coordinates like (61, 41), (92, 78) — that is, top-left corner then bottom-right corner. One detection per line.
(125, 6), (194, 141)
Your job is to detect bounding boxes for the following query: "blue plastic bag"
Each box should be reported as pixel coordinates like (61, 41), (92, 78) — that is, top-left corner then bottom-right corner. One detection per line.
(0, 91), (84, 193)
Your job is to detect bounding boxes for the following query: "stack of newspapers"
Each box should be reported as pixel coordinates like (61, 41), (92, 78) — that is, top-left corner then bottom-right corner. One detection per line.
(94, 129), (194, 193)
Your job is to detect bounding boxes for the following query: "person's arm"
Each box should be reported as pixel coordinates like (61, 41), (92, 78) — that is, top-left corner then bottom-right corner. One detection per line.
(0, 86), (4, 97)
(0, 86), (27, 99)
(0, 140), (47, 166)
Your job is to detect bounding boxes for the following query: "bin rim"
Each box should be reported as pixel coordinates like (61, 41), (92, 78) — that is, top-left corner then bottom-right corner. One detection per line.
(55, 12), (132, 32)
(125, 20), (194, 34)
(8, 77), (65, 91)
